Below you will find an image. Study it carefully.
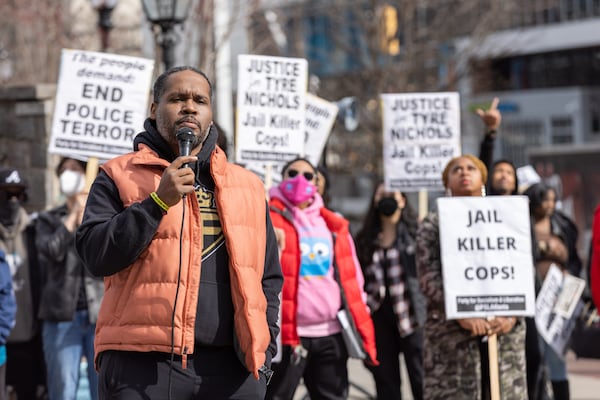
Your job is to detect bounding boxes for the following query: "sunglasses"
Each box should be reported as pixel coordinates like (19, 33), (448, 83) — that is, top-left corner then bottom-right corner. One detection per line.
(287, 169), (315, 181)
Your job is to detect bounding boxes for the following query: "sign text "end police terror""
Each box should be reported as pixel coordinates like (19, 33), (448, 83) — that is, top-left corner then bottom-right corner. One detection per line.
(60, 83), (134, 142)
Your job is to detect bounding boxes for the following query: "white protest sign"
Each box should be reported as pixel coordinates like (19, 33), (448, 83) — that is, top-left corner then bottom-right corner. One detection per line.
(304, 94), (338, 166)
(245, 94), (337, 188)
(236, 54), (308, 166)
(438, 196), (536, 319)
(381, 92), (461, 192)
(49, 49), (154, 160)
(535, 264), (586, 356)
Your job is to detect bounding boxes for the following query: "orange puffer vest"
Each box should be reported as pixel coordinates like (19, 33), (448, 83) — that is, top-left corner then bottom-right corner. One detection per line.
(269, 198), (378, 363)
(97, 145), (269, 377)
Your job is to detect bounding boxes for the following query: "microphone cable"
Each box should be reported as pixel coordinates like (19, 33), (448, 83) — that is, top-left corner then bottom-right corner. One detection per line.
(168, 195), (186, 400)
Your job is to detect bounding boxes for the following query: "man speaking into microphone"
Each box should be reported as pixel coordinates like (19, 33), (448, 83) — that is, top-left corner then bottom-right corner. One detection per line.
(75, 66), (283, 399)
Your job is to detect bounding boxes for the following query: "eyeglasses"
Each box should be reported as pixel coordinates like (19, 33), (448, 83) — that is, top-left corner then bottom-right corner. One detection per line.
(287, 169), (315, 181)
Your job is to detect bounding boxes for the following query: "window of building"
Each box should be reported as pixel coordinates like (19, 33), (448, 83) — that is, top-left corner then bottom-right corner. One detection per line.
(551, 116), (574, 143)
(500, 120), (544, 166)
(591, 112), (600, 134)
(485, 46), (600, 92)
(590, 95), (600, 134)
(511, 0), (599, 28)
(297, 5), (373, 77)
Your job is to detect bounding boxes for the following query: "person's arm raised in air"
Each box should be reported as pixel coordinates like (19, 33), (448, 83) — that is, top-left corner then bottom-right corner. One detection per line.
(477, 97), (501, 172)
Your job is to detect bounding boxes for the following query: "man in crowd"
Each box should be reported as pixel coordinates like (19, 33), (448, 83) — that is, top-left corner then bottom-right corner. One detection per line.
(0, 168), (46, 399)
(35, 157), (104, 400)
(75, 66), (283, 399)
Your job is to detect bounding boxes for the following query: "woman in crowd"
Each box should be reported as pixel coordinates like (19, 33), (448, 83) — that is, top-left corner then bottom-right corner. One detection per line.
(266, 157), (377, 400)
(355, 182), (426, 399)
(35, 157), (104, 400)
(416, 154), (527, 399)
(524, 182), (582, 400)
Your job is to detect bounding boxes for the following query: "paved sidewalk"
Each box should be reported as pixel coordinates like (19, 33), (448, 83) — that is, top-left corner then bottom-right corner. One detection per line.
(294, 351), (600, 399)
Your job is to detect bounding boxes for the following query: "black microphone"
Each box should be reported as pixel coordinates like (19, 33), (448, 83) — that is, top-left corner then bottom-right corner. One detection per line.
(176, 127), (195, 168)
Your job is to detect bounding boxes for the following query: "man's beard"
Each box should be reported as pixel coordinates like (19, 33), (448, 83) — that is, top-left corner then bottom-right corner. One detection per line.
(491, 186), (511, 195)
(159, 120), (209, 151)
(191, 126), (209, 148)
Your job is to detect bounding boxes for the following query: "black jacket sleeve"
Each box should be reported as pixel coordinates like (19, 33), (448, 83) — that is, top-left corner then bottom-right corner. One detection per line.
(262, 202), (283, 367)
(35, 209), (72, 266)
(75, 170), (166, 277)
(554, 211), (583, 277)
(479, 131), (496, 173)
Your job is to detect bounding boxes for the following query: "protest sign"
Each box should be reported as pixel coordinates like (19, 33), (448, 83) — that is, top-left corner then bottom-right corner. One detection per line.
(438, 196), (536, 319)
(235, 54), (308, 166)
(49, 49), (154, 160)
(304, 94), (338, 167)
(536, 264), (586, 356)
(381, 92), (461, 192)
(245, 93), (337, 189)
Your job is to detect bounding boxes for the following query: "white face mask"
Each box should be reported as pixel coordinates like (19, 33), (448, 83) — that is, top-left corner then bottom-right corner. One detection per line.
(59, 170), (85, 197)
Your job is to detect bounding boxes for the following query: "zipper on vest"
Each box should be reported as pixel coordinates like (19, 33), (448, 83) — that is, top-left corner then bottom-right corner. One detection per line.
(182, 346), (188, 369)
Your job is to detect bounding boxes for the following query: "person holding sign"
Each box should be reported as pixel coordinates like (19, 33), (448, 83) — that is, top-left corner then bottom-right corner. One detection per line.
(524, 183), (582, 400)
(75, 66), (283, 399)
(416, 155), (527, 399)
(267, 157), (377, 400)
(476, 100), (545, 400)
(355, 182), (426, 400)
(476, 100), (551, 400)
(0, 168), (47, 400)
(35, 157), (104, 400)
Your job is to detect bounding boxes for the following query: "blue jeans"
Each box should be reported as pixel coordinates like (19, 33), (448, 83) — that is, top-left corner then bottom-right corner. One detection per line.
(539, 336), (568, 381)
(42, 310), (97, 400)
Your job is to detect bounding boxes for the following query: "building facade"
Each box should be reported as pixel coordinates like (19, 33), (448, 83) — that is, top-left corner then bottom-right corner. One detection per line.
(247, 0), (600, 243)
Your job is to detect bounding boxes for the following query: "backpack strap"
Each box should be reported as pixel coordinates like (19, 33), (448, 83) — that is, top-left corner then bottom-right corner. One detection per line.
(269, 205), (294, 226)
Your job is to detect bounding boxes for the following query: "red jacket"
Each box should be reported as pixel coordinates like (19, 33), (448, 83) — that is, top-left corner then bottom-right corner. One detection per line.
(269, 198), (378, 364)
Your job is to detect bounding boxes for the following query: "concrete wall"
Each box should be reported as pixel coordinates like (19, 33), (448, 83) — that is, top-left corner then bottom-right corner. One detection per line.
(0, 84), (60, 213)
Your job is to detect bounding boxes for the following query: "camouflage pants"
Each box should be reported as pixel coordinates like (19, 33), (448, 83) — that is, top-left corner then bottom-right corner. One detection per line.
(422, 318), (527, 400)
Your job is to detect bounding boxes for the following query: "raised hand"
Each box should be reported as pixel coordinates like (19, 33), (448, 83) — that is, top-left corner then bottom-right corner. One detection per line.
(476, 97), (501, 132)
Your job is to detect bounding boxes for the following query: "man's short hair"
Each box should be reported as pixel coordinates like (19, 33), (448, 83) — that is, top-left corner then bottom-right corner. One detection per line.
(152, 66), (213, 103)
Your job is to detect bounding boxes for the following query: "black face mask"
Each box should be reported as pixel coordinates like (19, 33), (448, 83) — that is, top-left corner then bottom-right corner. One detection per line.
(376, 197), (398, 216)
(0, 197), (21, 226)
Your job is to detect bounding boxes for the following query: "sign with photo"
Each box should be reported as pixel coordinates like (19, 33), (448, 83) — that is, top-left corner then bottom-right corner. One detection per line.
(536, 264), (586, 357)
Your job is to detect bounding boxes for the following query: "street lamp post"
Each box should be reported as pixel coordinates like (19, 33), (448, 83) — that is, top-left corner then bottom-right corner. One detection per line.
(90, 0), (119, 51)
(141, 0), (193, 71)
